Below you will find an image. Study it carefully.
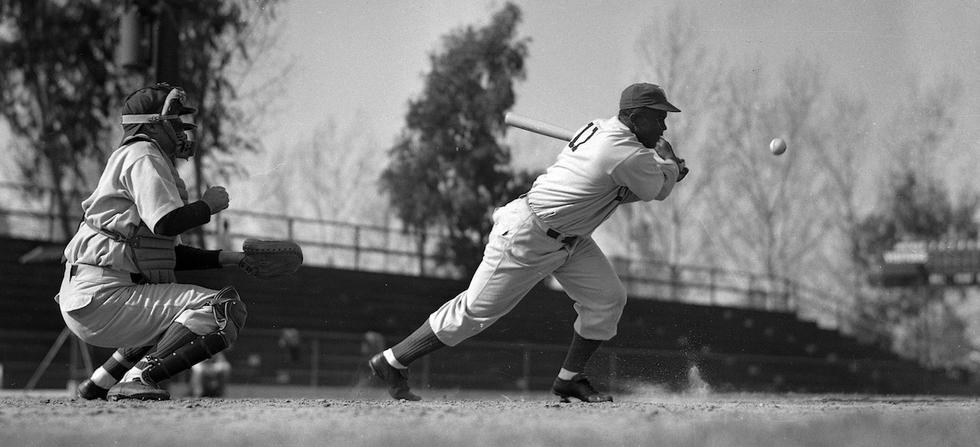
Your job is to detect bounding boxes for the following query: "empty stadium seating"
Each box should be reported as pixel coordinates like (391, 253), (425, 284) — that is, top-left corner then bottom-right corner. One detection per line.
(0, 236), (970, 394)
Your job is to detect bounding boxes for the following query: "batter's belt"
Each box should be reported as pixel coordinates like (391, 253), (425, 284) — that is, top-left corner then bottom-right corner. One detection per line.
(520, 195), (578, 245)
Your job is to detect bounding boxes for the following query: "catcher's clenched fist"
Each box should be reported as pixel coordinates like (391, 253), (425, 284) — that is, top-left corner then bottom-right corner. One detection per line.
(238, 239), (303, 278)
(202, 186), (230, 214)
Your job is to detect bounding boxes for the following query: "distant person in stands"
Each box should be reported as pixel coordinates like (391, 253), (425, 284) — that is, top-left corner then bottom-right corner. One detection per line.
(353, 331), (386, 387)
(368, 83), (687, 402)
(59, 84), (248, 401)
(190, 352), (232, 398)
(216, 218), (235, 251)
(276, 328), (302, 383)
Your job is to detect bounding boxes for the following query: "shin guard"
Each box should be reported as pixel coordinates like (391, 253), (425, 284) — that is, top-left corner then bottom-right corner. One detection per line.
(141, 286), (247, 385)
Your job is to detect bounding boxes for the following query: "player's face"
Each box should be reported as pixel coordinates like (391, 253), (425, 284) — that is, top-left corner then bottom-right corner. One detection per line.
(174, 116), (197, 159)
(631, 109), (668, 148)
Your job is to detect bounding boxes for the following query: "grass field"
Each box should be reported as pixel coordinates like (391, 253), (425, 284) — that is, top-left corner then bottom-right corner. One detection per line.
(2, 385), (979, 447)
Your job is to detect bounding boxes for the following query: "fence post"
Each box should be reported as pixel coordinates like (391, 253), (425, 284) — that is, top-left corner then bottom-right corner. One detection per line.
(353, 226), (361, 270)
(521, 345), (531, 392)
(670, 265), (680, 301)
(417, 234), (427, 277)
(608, 353), (618, 391)
(287, 217), (295, 241)
(709, 268), (717, 305)
(783, 277), (792, 311)
(310, 336), (320, 388)
(421, 356), (431, 389)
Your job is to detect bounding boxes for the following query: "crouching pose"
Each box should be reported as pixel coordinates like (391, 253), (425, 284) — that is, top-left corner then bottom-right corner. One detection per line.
(58, 83), (247, 401)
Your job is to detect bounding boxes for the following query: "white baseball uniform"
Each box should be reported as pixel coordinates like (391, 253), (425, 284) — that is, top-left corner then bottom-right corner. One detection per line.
(428, 116), (680, 345)
(57, 138), (218, 348)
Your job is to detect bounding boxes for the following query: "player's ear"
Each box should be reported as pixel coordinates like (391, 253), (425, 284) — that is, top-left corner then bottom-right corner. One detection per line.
(626, 112), (642, 134)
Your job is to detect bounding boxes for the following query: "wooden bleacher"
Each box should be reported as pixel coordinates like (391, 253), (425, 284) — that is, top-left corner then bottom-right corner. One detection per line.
(0, 236), (970, 394)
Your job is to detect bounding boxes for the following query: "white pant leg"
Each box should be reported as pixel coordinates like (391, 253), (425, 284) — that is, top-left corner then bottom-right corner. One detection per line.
(59, 266), (218, 347)
(428, 199), (568, 346)
(552, 237), (627, 341)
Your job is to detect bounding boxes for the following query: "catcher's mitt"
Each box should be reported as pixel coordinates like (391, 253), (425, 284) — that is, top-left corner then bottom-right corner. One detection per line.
(239, 239), (303, 278)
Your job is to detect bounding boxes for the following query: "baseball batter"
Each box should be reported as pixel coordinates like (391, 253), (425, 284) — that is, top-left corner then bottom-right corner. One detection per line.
(61, 83), (248, 401)
(370, 83), (687, 402)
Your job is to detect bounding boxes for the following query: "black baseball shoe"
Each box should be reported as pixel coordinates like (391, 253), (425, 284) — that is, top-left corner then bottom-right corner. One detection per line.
(368, 353), (421, 401)
(552, 374), (613, 403)
(107, 378), (170, 401)
(76, 379), (109, 400)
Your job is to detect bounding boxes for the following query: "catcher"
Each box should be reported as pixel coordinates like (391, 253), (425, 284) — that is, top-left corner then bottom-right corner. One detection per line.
(58, 83), (302, 401)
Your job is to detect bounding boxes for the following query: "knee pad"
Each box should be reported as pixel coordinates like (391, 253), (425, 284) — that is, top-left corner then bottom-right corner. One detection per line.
(210, 286), (247, 344)
(140, 288), (247, 384)
(176, 307), (220, 335)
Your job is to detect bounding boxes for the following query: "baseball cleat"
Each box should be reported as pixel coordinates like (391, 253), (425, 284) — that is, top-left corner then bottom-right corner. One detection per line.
(76, 379), (109, 400)
(368, 353), (421, 401)
(552, 374), (613, 403)
(107, 378), (171, 401)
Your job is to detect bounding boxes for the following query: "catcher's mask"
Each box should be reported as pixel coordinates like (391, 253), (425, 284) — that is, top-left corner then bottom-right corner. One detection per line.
(120, 84), (198, 159)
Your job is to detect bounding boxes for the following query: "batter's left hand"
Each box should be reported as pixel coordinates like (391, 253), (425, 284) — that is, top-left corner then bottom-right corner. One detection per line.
(652, 138), (677, 161)
(654, 138), (688, 182)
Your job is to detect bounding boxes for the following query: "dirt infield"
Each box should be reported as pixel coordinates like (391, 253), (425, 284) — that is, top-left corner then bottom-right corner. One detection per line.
(2, 386), (978, 447)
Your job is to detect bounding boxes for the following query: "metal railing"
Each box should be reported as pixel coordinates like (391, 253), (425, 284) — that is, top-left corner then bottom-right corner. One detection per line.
(0, 181), (848, 331)
(236, 328), (918, 392)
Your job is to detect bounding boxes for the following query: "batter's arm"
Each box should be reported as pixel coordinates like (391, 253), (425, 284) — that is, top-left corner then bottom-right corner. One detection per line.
(612, 148), (680, 202)
(618, 188), (644, 204)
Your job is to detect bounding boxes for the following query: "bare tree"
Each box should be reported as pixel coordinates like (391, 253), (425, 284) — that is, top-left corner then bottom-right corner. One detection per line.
(611, 8), (840, 309)
(0, 0), (287, 243)
(809, 90), (872, 317)
(263, 114), (389, 224)
(880, 74), (963, 176)
(0, 1), (123, 239)
(849, 73), (973, 359)
(246, 113), (410, 270)
(703, 55), (834, 291)
(609, 6), (728, 272)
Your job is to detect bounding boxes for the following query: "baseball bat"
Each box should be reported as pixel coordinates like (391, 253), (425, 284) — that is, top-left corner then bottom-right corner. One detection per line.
(504, 112), (574, 142)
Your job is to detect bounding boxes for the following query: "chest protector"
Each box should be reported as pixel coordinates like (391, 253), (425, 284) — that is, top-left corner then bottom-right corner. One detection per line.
(87, 135), (189, 284)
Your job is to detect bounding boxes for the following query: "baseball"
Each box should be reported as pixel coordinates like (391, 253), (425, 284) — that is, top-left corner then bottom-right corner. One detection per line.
(769, 138), (787, 155)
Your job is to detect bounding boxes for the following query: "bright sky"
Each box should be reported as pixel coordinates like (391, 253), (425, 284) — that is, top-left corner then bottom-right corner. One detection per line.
(257, 0), (980, 181)
(2, 0), (978, 212)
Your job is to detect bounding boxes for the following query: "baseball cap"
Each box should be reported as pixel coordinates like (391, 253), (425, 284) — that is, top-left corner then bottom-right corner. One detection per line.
(121, 83), (197, 130)
(619, 83), (681, 113)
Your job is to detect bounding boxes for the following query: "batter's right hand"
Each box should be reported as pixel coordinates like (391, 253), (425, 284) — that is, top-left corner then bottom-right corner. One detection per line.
(202, 186), (230, 214)
(677, 161), (689, 182)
